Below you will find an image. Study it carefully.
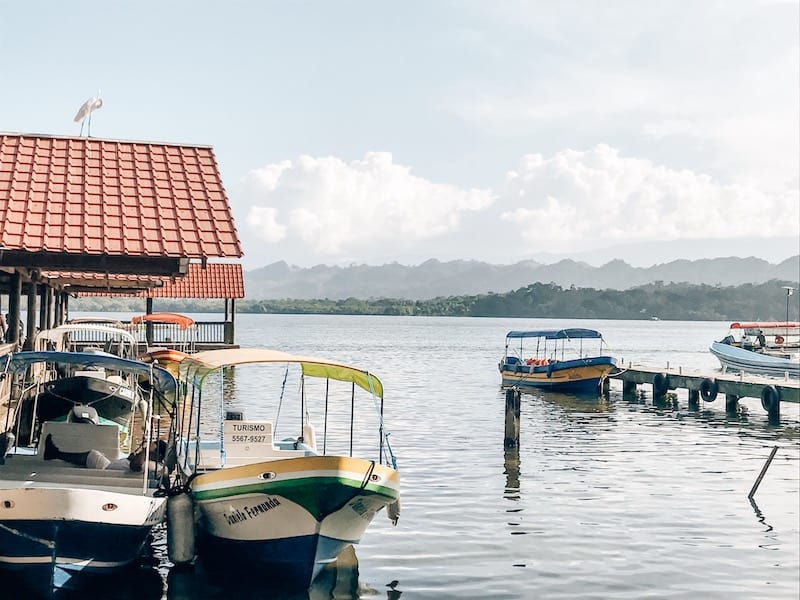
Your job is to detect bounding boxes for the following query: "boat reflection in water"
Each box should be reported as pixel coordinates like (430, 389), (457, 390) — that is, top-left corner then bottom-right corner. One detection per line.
(165, 544), (382, 600)
(0, 562), (164, 600)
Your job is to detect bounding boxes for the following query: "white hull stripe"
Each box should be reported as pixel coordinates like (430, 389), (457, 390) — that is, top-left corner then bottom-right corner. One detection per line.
(0, 555), (131, 567)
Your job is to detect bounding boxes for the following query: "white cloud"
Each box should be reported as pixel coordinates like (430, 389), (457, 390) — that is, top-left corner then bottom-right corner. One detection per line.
(246, 206), (286, 243)
(241, 152), (494, 260)
(236, 144), (798, 268)
(498, 145), (800, 254)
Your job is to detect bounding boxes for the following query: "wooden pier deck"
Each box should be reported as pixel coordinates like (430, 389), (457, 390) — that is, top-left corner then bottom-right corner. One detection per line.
(608, 363), (799, 424)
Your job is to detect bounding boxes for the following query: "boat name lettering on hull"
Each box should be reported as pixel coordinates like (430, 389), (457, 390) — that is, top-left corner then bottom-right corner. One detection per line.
(224, 497), (282, 525)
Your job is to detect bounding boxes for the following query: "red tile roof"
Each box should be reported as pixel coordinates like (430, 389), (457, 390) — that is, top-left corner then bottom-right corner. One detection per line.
(143, 262), (244, 299)
(50, 262), (244, 299)
(0, 133), (242, 259)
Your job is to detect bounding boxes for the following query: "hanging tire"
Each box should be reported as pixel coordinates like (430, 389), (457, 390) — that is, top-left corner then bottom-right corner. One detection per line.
(699, 378), (719, 402)
(761, 385), (780, 412)
(653, 372), (669, 395)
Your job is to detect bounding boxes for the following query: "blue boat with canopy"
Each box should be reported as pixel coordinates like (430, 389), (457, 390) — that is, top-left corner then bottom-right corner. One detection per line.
(498, 328), (618, 393)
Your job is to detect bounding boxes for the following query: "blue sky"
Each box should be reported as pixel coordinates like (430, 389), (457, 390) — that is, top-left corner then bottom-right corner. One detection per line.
(2, 1), (798, 269)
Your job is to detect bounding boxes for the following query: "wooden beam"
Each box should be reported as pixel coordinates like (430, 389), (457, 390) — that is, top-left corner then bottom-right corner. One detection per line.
(6, 272), (21, 347)
(24, 282), (37, 350)
(0, 251), (189, 276)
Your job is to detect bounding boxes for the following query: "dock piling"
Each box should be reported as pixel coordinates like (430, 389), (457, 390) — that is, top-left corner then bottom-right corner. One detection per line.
(688, 389), (699, 410)
(504, 388), (521, 449)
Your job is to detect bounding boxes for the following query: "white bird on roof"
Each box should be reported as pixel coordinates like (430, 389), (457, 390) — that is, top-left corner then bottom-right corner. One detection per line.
(74, 91), (103, 136)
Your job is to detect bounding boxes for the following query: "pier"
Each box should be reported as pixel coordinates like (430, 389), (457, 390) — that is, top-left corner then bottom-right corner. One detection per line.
(609, 363), (799, 424)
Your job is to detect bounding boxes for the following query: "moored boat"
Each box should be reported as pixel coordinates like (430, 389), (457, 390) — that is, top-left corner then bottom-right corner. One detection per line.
(498, 328), (618, 393)
(710, 321), (800, 378)
(134, 312), (196, 375)
(168, 348), (400, 589)
(0, 350), (177, 595)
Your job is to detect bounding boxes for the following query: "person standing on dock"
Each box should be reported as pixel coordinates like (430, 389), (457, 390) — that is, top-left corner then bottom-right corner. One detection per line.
(756, 330), (766, 349)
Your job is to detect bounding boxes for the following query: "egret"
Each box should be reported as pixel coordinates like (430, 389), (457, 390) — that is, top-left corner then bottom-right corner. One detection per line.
(74, 91), (103, 136)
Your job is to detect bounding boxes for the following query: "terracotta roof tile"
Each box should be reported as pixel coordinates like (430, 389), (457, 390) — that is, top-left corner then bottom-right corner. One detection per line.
(143, 262), (244, 298)
(0, 133), (242, 259)
(46, 263), (244, 300)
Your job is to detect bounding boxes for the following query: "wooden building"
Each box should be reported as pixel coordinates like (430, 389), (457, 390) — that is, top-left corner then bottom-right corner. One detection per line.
(0, 132), (243, 351)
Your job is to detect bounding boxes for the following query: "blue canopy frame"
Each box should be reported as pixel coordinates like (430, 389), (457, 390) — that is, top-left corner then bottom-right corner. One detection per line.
(3, 350), (177, 398)
(505, 328), (603, 340)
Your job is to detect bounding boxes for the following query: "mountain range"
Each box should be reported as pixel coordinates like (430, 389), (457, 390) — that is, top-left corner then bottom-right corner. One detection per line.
(244, 255), (800, 300)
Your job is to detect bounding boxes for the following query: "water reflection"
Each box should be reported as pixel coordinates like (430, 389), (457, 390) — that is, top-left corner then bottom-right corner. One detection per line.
(749, 498), (774, 533)
(533, 390), (615, 414)
(165, 545), (363, 599)
(0, 562), (164, 600)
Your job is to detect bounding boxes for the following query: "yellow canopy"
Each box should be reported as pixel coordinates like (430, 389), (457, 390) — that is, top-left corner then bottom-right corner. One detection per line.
(179, 347), (383, 398)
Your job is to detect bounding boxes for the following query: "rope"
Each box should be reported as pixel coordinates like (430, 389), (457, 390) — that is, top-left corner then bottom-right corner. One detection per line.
(274, 363), (289, 430)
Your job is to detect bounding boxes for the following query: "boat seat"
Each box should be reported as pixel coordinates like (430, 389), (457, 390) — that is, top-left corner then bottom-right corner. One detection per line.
(37, 421), (121, 461)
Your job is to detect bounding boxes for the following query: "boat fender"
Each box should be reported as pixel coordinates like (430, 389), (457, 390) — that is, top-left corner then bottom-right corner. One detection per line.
(0, 431), (14, 458)
(775, 335), (785, 345)
(653, 373), (669, 395)
(167, 491), (196, 565)
(387, 498), (401, 525)
(546, 362), (555, 378)
(699, 378), (719, 402)
(760, 385), (781, 413)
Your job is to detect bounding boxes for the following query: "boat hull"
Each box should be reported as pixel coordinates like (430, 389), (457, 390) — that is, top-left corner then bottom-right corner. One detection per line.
(499, 356), (618, 392)
(0, 487), (165, 594)
(709, 342), (800, 378)
(189, 455), (400, 587)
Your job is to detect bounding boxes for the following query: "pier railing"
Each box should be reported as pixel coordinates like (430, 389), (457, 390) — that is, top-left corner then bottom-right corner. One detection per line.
(62, 321), (236, 351)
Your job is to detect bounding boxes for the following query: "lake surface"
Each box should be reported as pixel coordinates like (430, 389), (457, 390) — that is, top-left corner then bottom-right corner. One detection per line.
(9, 315), (800, 599)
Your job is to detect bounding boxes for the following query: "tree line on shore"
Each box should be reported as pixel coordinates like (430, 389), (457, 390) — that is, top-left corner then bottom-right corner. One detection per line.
(71, 279), (800, 321)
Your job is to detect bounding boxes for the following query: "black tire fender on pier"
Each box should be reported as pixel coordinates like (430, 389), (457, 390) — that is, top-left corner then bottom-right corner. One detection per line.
(760, 385), (780, 412)
(699, 378), (719, 402)
(653, 372), (669, 395)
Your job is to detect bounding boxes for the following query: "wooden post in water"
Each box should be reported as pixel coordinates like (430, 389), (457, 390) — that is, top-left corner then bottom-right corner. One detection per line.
(622, 380), (637, 399)
(688, 389), (700, 410)
(748, 446), (779, 499)
(725, 394), (740, 415)
(504, 388), (521, 449)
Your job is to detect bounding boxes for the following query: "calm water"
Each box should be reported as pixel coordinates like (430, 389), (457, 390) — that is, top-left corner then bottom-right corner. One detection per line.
(12, 315), (800, 599)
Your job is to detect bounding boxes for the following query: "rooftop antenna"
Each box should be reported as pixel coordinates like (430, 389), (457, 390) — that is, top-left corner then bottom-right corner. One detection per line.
(73, 90), (103, 136)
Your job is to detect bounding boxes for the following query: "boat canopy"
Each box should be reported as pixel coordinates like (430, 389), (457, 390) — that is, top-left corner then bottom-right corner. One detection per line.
(179, 347), (383, 398)
(3, 350), (178, 396)
(132, 312), (195, 329)
(35, 324), (138, 346)
(506, 328), (603, 340)
(729, 321), (800, 331)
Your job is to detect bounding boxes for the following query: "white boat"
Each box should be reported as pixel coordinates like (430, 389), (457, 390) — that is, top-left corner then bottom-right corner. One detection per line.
(169, 348), (400, 589)
(0, 350), (177, 595)
(34, 322), (140, 358)
(709, 321), (800, 378)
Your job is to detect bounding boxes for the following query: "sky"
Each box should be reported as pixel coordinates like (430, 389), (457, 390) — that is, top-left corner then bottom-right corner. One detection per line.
(1, 1), (798, 270)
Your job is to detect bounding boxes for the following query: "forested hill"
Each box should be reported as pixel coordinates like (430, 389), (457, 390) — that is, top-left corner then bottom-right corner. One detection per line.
(243, 255), (799, 300)
(241, 280), (800, 321)
(73, 279), (800, 321)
